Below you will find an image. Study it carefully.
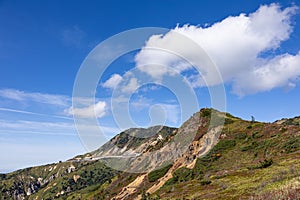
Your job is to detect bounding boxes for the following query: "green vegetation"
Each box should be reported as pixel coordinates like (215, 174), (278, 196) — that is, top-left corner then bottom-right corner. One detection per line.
(211, 139), (236, 153)
(114, 126), (176, 150)
(282, 136), (300, 153)
(153, 111), (300, 199)
(0, 160), (117, 200)
(163, 167), (194, 186)
(199, 179), (212, 185)
(247, 158), (273, 170)
(163, 139), (237, 188)
(173, 167), (193, 182)
(283, 117), (300, 126)
(234, 132), (248, 140)
(115, 132), (146, 149)
(148, 164), (173, 182)
(200, 108), (211, 117)
(251, 186), (300, 199)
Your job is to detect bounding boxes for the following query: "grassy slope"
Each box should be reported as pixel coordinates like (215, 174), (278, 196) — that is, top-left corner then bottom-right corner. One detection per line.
(0, 160), (117, 200)
(153, 114), (300, 199)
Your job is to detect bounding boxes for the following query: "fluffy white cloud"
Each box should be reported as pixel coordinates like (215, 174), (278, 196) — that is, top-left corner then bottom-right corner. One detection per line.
(65, 101), (106, 118)
(102, 74), (123, 89)
(232, 52), (300, 94)
(135, 3), (299, 95)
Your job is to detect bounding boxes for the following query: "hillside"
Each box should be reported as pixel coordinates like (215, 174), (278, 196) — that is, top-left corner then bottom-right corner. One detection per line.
(0, 108), (299, 200)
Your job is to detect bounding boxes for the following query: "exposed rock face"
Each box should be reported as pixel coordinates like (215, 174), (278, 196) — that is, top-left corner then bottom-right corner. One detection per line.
(113, 109), (225, 198)
(93, 126), (176, 157)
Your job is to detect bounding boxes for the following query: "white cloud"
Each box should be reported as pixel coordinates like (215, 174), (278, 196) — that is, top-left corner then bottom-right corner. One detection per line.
(102, 74), (122, 89)
(65, 101), (106, 118)
(135, 4), (300, 95)
(140, 84), (161, 92)
(232, 52), (300, 95)
(122, 77), (140, 93)
(0, 88), (70, 106)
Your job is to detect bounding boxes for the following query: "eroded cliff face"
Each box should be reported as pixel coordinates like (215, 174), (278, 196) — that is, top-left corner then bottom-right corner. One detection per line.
(113, 108), (225, 199)
(90, 109), (223, 175)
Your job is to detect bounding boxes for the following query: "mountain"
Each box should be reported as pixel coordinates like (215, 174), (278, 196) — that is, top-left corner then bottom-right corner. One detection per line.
(0, 108), (299, 200)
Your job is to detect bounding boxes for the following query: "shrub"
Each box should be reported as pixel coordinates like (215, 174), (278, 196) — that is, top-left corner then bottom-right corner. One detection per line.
(282, 137), (300, 153)
(162, 167), (193, 187)
(259, 159), (273, 168)
(240, 141), (259, 152)
(200, 179), (212, 185)
(212, 139), (236, 153)
(163, 177), (178, 186)
(234, 133), (248, 140)
(224, 118), (234, 125)
(248, 159), (273, 170)
(148, 164), (172, 182)
(252, 131), (263, 138)
(0, 174), (6, 180)
(200, 109), (211, 117)
(283, 119), (300, 126)
(225, 113), (235, 118)
(173, 167), (193, 182)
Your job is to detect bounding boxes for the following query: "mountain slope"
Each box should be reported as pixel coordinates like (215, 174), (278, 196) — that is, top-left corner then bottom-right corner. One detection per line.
(153, 112), (300, 199)
(0, 108), (300, 200)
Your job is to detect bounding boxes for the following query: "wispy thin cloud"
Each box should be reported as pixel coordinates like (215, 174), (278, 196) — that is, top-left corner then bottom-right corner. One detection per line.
(0, 107), (72, 120)
(0, 119), (119, 137)
(0, 88), (70, 106)
(0, 119), (75, 136)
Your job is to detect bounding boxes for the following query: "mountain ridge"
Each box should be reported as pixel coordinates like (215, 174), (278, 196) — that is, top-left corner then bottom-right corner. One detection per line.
(0, 108), (299, 200)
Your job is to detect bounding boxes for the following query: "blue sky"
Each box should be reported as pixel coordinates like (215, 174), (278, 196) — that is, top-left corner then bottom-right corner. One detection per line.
(1, 0), (300, 172)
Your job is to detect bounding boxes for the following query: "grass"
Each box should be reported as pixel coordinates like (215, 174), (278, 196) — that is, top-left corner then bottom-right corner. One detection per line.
(250, 187), (300, 200)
